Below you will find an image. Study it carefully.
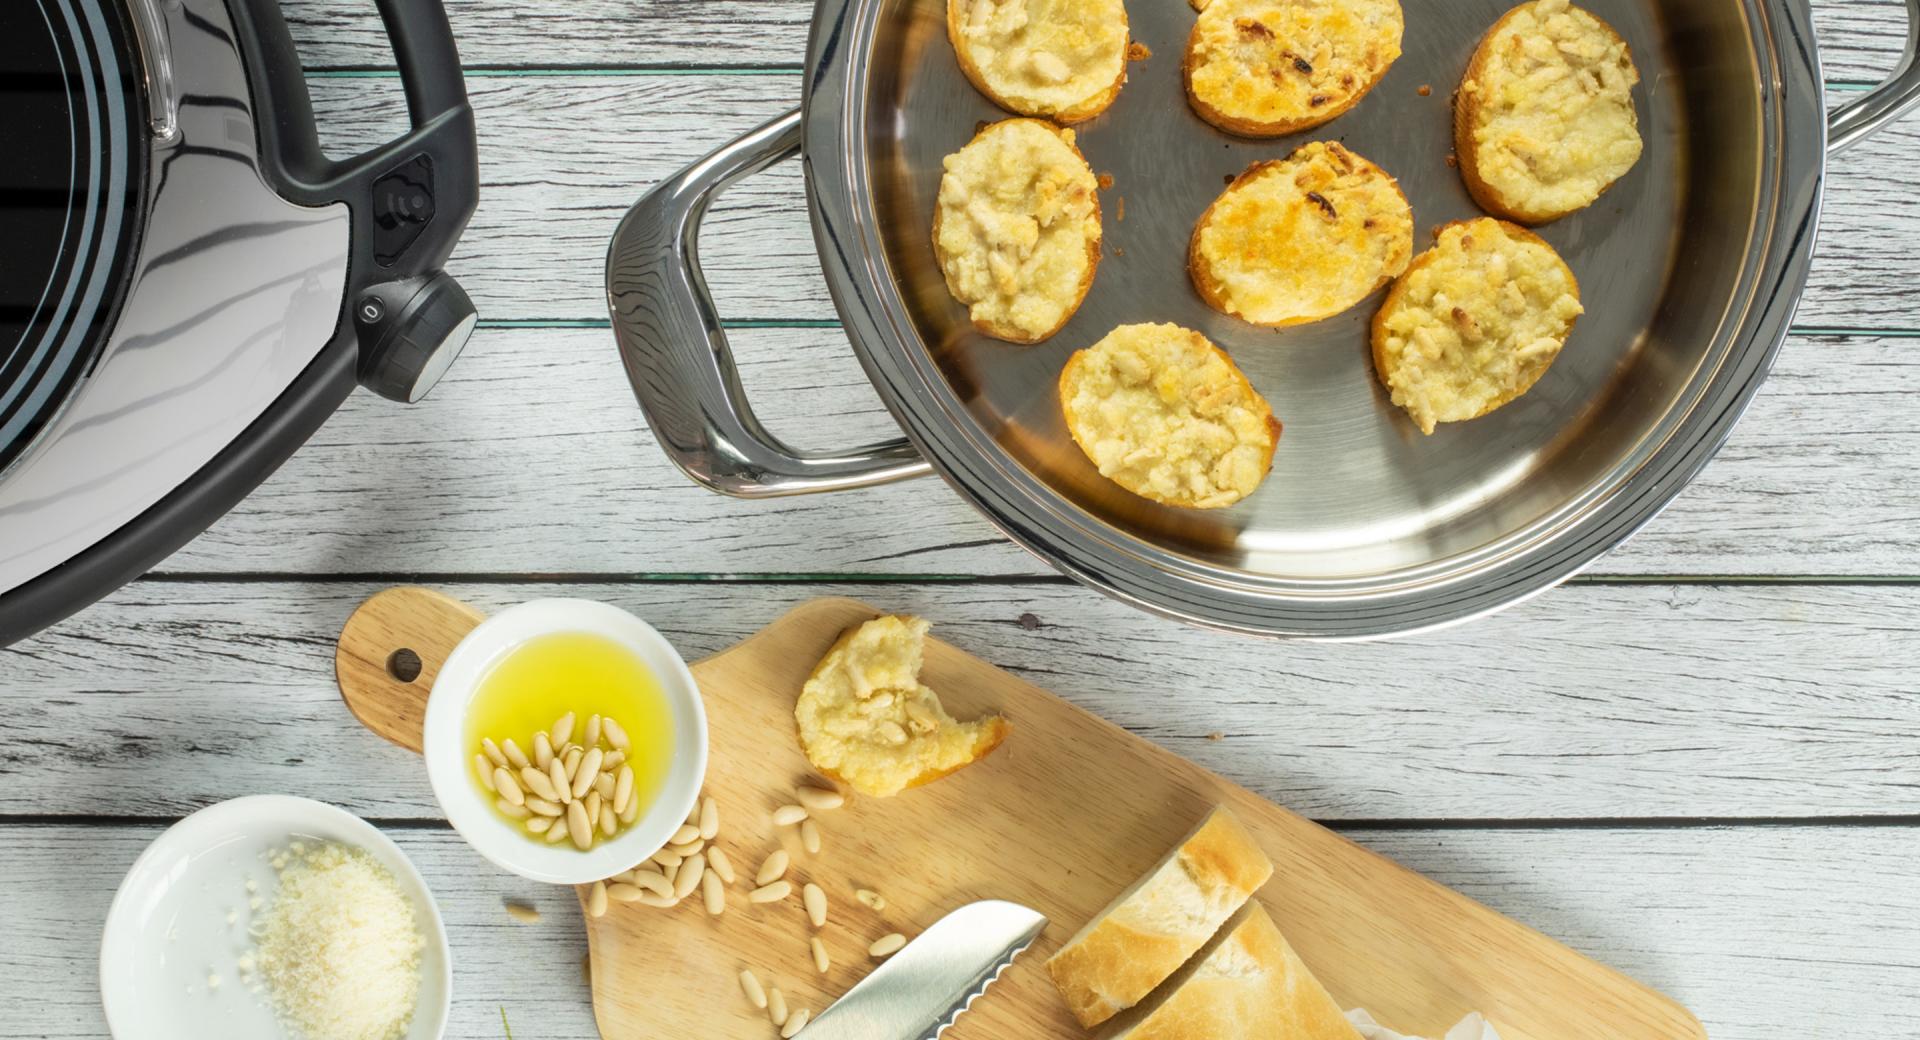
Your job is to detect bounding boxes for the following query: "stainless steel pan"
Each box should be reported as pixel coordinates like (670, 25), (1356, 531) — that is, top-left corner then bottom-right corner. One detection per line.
(609, 0), (1920, 638)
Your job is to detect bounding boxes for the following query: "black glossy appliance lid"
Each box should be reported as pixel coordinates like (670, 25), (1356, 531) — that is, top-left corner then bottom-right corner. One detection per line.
(0, 0), (145, 477)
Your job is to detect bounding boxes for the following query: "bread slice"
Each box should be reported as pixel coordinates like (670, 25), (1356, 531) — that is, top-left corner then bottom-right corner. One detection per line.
(1045, 806), (1274, 1027)
(794, 616), (1009, 798)
(1455, 0), (1643, 224)
(933, 118), (1102, 344)
(1190, 142), (1414, 328)
(1184, 0), (1403, 137)
(1107, 902), (1363, 1040)
(1371, 218), (1583, 435)
(1059, 324), (1282, 509)
(948, 0), (1129, 123)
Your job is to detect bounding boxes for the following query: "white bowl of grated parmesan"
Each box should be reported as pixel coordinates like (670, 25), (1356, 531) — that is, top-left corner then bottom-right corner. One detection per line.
(100, 795), (451, 1040)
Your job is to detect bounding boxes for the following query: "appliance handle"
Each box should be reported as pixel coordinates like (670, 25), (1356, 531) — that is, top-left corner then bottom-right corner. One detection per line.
(606, 108), (932, 498)
(1829, 0), (1920, 153)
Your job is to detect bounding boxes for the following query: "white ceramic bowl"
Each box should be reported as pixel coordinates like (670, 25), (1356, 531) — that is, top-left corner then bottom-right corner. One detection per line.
(422, 597), (708, 884)
(99, 795), (451, 1040)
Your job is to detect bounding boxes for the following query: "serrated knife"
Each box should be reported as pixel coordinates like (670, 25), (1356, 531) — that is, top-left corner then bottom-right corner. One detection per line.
(796, 900), (1047, 1040)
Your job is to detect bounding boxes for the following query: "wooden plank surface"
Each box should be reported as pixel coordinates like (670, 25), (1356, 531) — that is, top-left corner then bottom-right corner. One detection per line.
(156, 329), (1920, 577)
(301, 75), (1920, 329)
(5, 823), (1911, 1040)
(9, 580), (1918, 822)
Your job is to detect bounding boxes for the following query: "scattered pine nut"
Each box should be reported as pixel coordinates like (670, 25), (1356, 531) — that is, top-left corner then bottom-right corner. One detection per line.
(502, 738), (530, 770)
(699, 796), (720, 840)
(637, 892), (678, 908)
(767, 987), (788, 1028)
(481, 738), (508, 769)
(781, 1009), (811, 1038)
(674, 853), (706, 898)
(755, 850), (790, 886)
(607, 883), (644, 903)
(803, 883), (828, 928)
(654, 849), (683, 872)
(855, 888), (887, 911)
(505, 902), (540, 923)
(702, 869), (725, 915)
(533, 731), (554, 769)
(869, 933), (906, 958)
(800, 820), (822, 855)
(567, 800), (592, 849)
(475, 755), (497, 792)
(550, 711), (576, 747)
(496, 798), (531, 820)
(588, 880), (609, 919)
(670, 822), (701, 846)
(708, 847), (736, 885)
(604, 717), (630, 751)
(585, 713), (602, 748)
(811, 936), (830, 974)
(668, 839), (705, 861)
(772, 804), (808, 827)
(795, 786), (844, 812)
(739, 969), (768, 1009)
(749, 880), (792, 904)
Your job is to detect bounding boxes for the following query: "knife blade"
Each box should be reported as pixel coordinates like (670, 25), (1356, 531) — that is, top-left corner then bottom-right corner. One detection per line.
(796, 899), (1048, 1040)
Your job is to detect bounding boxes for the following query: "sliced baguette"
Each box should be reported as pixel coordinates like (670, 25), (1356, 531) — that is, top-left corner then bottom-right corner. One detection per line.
(1045, 806), (1273, 1027)
(1107, 902), (1364, 1040)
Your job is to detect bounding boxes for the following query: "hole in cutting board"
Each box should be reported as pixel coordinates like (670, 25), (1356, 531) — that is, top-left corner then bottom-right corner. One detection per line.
(387, 648), (423, 683)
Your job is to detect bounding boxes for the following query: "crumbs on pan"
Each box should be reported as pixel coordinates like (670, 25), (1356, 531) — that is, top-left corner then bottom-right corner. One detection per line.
(1098, 172), (1115, 190)
(1128, 42), (1152, 61)
(1417, 84), (1432, 96)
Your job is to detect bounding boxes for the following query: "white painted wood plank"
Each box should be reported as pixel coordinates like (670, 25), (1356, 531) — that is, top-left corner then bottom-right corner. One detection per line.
(281, 0), (1913, 82)
(7, 581), (1918, 820)
(160, 329), (1920, 577)
(4, 822), (1912, 1039)
(302, 74), (1920, 329)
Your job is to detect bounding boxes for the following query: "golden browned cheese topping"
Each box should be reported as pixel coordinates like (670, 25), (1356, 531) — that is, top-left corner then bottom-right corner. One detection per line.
(951, 0), (1129, 118)
(1460, 0), (1642, 218)
(1193, 142), (1413, 326)
(935, 119), (1101, 341)
(1060, 323), (1279, 509)
(1186, 0), (1402, 132)
(1375, 219), (1583, 434)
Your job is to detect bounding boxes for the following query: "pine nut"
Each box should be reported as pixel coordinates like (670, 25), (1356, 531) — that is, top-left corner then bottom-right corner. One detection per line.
(495, 798), (531, 819)
(603, 750), (626, 771)
(619, 792), (641, 824)
(526, 797), (563, 817)
(739, 969), (768, 1009)
(491, 769), (524, 806)
(708, 847), (736, 884)
(475, 755), (497, 792)
(533, 731), (554, 769)
(545, 821), (570, 843)
(505, 902), (540, 923)
(521, 766), (559, 802)
(687, 801), (701, 824)
(604, 717), (630, 751)
(550, 711), (576, 747)
(701, 869), (725, 915)
(750, 880), (792, 904)
(772, 805), (808, 827)
(573, 748), (604, 797)
(767, 988), (788, 1027)
(527, 816), (553, 834)
(614, 766), (635, 814)
(563, 746), (584, 780)
(638, 891), (678, 908)
(795, 786), (844, 812)
(630, 870), (672, 898)
(599, 802), (617, 835)
(670, 823), (700, 845)
(800, 820), (822, 854)
(855, 888), (886, 911)
(481, 738), (508, 769)
(781, 1009), (810, 1038)
(653, 849), (683, 871)
(877, 720), (908, 746)
(593, 772), (615, 801)
(584, 713), (602, 748)
(606, 883), (645, 903)
(502, 738), (530, 770)
(567, 800), (592, 849)
(811, 936), (830, 973)
(803, 883), (828, 928)
(588, 880), (609, 919)
(674, 853), (706, 898)
(756, 850), (790, 886)
(699, 796), (720, 840)
(869, 933), (906, 958)
(584, 790), (602, 826)
(549, 759), (572, 804)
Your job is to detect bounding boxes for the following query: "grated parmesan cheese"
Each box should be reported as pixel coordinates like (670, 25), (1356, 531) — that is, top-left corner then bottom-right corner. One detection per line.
(249, 841), (424, 1040)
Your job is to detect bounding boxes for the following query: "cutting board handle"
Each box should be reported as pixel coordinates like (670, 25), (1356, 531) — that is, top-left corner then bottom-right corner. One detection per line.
(335, 586), (485, 752)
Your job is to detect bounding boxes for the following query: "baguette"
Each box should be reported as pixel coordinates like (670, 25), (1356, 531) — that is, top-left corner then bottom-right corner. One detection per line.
(1045, 806), (1273, 1027)
(948, 0), (1129, 123)
(1108, 902), (1364, 1040)
(1184, 0), (1403, 137)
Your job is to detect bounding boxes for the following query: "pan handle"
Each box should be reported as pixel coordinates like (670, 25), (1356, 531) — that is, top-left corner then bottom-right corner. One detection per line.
(605, 109), (932, 498)
(1829, 0), (1920, 153)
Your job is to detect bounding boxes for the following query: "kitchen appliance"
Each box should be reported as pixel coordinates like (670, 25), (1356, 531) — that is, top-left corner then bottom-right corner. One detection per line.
(0, 0), (478, 645)
(609, 0), (1920, 639)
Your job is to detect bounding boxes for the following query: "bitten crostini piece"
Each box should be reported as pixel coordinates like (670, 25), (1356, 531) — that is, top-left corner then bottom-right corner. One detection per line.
(933, 119), (1102, 344)
(1456, 0), (1644, 224)
(795, 615), (1009, 798)
(947, 0), (1130, 122)
(1190, 141), (1414, 327)
(1371, 218), (1583, 435)
(1184, 0), (1403, 137)
(1059, 323), (1281, 509)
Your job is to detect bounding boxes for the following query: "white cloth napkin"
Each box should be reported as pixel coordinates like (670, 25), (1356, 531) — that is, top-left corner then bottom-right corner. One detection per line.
(1347, 1008), (1502, 1040)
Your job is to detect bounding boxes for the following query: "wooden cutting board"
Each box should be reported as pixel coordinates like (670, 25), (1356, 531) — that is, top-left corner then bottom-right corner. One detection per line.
(337, 588), (1706, 1040)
